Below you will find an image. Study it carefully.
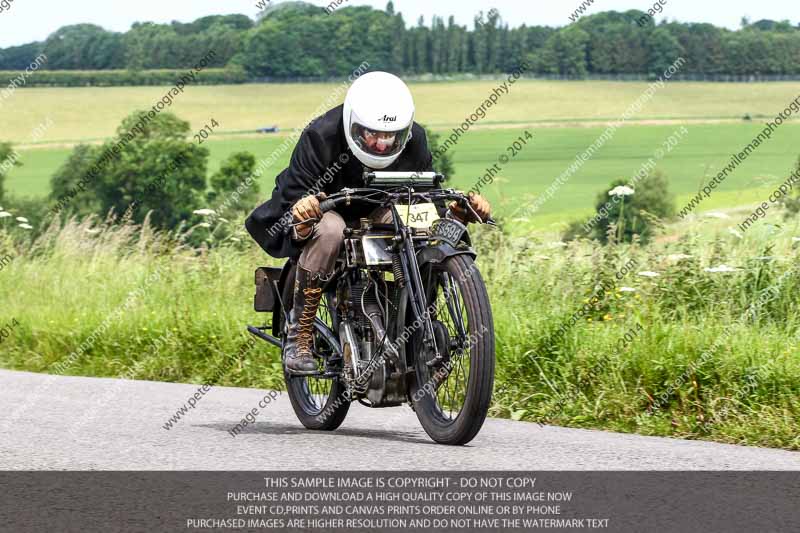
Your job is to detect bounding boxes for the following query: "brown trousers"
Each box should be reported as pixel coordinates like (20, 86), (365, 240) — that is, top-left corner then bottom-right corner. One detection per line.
(297, 208), (391, 277)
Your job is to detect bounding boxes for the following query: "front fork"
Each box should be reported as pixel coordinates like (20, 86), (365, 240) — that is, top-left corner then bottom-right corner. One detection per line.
(392, 208), (441, 366)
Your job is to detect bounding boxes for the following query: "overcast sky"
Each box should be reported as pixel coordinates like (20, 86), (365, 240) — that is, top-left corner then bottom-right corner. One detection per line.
(0, 0), (795, 48)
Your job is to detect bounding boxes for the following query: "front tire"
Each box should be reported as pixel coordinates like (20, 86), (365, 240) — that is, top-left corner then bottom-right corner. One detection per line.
(411, 255), (495, 445)
(280, 264), (350, 431)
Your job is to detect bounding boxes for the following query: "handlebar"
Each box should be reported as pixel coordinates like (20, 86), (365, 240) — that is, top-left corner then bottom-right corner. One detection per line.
(293, 188), (496, 227)
(318, 197), (341, 214)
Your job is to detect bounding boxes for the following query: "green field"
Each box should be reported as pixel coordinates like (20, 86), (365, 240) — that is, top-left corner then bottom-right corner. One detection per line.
(4, 80), (800, 227)
(3, 81), (799, 145)
(7, 123), (800, 228)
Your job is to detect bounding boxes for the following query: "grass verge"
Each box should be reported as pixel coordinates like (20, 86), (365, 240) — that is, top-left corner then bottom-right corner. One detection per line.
(0, 214), (797, 449)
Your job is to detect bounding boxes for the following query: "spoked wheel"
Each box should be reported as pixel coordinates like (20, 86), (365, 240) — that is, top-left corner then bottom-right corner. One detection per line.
(412, 255), (495, 445)
(280, 265), (350, 431)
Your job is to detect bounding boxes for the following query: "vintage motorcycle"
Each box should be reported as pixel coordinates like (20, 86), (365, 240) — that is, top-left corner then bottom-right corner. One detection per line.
(247, 171), (495, 445)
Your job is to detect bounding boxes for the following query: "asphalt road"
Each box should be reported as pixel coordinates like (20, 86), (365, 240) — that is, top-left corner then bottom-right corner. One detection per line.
(1, 369), (798, 470)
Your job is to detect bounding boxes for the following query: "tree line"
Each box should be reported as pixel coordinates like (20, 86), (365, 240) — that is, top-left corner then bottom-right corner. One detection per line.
(0, 2), (799, 78)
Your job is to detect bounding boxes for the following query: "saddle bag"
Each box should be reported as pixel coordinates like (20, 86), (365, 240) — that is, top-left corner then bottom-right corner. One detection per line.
(254, 267), (282, 312)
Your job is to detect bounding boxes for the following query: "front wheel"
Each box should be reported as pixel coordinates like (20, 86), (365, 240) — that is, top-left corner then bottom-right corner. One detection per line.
(411, 255), (495, 445)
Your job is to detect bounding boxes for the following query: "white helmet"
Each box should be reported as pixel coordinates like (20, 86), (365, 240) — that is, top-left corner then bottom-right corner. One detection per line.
(343, 71), (415, 169)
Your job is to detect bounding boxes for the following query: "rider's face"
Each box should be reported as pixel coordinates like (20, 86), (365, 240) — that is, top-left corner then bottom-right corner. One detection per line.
(361, 130), (396, 154)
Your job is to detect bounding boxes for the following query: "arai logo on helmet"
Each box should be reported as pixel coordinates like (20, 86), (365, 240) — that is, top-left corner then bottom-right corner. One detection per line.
(379, 115), (397, 123)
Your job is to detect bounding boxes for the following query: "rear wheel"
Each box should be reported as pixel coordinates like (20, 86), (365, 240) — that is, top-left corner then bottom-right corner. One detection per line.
(411, 255), (495, 445)
(280, 264), (350, 431)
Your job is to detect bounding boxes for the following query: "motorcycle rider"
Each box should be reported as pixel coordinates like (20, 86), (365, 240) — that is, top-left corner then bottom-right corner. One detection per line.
(246, 71), (491, 374)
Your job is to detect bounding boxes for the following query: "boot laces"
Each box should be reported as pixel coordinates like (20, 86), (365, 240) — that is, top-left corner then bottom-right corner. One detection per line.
(296, 287), (323, 354)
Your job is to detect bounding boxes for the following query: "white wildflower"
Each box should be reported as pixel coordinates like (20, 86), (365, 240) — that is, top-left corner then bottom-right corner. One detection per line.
(704, 264), (739, 273)
(619, 287), (637, 293)
(705, 212), (730, 219)
(192, 209), (216, 217)
(666, 253), (692, 261)
(0, 211), (11, 218)
(534, 255), (551, 260)
(18, 223), (33, 230)
(84, 228), (101, 235)
(15, 216), (28, 223)
(608, 185), (635, 197)
(548, 242), (568, 248)
(638, 271), (660, 278)
(198, 222), (211, 228)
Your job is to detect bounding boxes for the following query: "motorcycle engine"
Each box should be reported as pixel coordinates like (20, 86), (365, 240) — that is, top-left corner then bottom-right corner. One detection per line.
(344, 271), (406, 406)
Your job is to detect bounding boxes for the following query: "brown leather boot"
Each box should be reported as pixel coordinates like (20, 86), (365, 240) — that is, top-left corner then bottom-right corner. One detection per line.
(284, 267), (325, 375)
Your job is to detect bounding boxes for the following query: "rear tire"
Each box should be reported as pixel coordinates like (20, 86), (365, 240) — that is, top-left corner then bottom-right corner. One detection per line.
(411, 255), (495, 445)
(280, 264), (350, 431)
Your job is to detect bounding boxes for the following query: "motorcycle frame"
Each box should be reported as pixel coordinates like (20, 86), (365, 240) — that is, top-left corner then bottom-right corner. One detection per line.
(254, 186), (481, 404)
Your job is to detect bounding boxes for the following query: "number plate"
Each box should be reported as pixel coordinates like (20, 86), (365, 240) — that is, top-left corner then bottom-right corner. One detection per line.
(395, 203), (440, 229)
(430, 218), (466, 247)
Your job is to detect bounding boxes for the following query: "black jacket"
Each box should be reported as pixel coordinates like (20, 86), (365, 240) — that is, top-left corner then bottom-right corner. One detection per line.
(245, 104), (434, 258)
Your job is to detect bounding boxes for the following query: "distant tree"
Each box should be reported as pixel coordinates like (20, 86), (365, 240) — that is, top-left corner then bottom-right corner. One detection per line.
(580, 12), (649, 73)
(49, 144), (102, 216)
(537, 26), (589, 76)
(445, 17), (465, 72)
(175, 14), (254, 34)
(0, 42), (45, 70)
(389, 10), (407, 72)
(242, 5), (337, 77)
(647, 28), (685, 74)
(123, 22), (175, 70)
(93, 112), (208, 229)
(592, 170), (675, 244)
(770, 32), (800, 75)
(662, 22), (725, 74)
(430, 16), (446, 74)
(721, 31), (774, 74)
(423, 125), (455, 182)
(3, 5), (800, 78)
(485, 10), (502, 72)
(472, 15), (488, 73)
(123, 19), (241, 70)
(207, 152), (259, 206)
(526, 26), (555, 50)
(52, 113), (209, 229)
(202, 22), (247, 68)
(503, 27), (527, 71)
(413, 17), (432, 74)
(42, 24), (125, 69)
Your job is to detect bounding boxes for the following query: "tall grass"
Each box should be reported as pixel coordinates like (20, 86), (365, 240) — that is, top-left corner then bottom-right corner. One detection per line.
(0, 212), (798, 449)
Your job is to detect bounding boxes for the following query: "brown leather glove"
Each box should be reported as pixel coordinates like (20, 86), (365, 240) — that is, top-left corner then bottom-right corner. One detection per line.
(449, 193), (491, 224)
(292, 194), (324, 239)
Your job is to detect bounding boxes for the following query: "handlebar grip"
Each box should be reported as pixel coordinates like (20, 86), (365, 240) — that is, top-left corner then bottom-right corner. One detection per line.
(318, 198), (338, 213)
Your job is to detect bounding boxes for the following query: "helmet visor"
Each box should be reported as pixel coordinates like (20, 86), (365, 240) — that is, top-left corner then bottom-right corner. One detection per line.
(350, 122), (411, 158)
